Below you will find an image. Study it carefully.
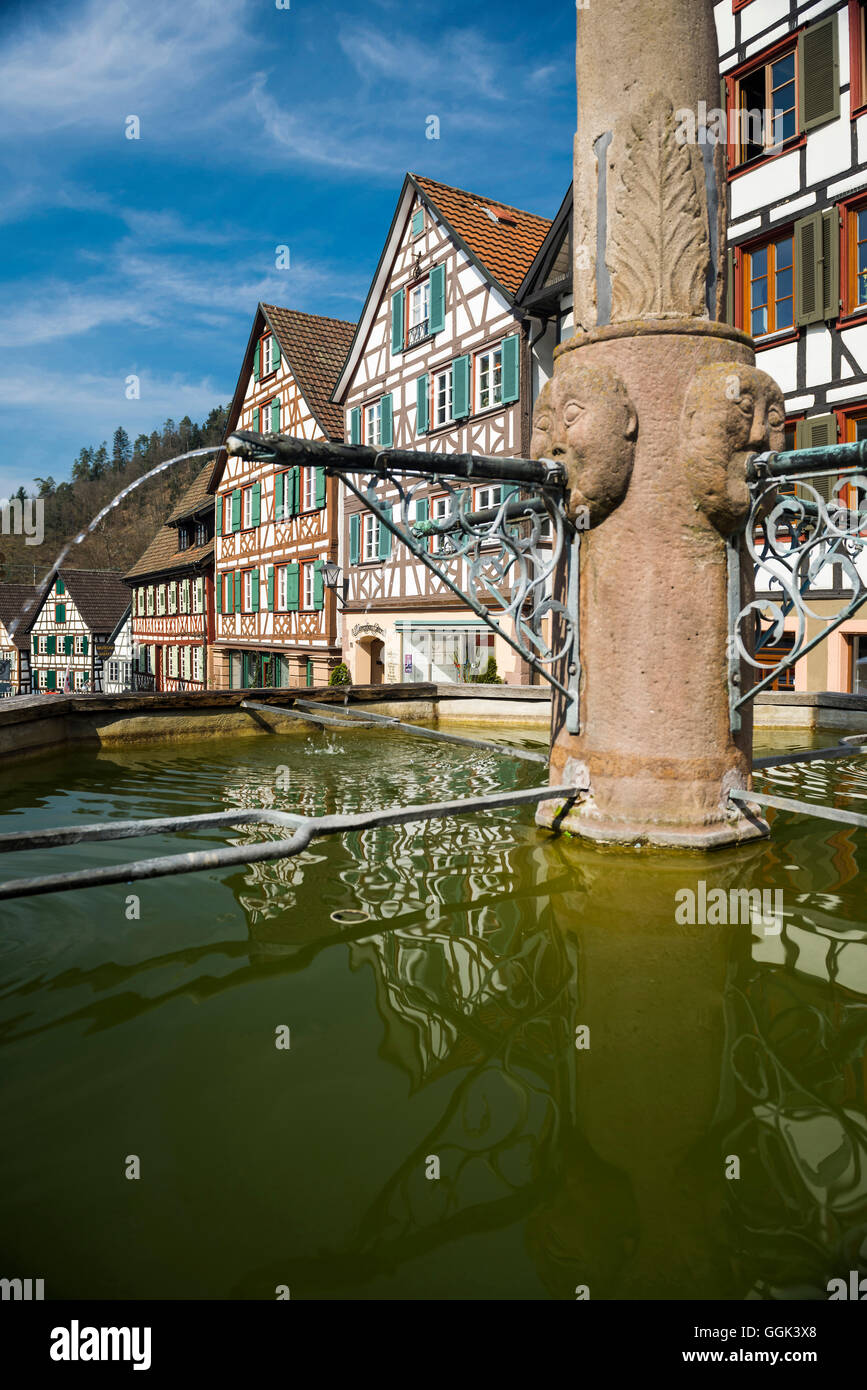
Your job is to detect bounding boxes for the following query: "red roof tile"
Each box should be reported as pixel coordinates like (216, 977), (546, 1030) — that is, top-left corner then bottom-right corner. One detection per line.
(261, 306), (356, 440)
(411, 175), (552, 295)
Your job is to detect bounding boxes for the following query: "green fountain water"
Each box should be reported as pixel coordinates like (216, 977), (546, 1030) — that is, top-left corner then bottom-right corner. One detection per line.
(0, 728), (865, 1300)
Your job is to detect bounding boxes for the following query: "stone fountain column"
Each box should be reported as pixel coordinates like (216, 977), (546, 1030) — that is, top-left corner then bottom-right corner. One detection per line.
(534, 0), (785, 850)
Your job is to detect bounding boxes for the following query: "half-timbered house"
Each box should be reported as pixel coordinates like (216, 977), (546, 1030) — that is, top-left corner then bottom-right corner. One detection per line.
(125, 460), (216, 691)
(0, 584), (39, 696)
(208, 303), (355, 690)
(29, 569), (130, 694)
(331, 174), (552, 686)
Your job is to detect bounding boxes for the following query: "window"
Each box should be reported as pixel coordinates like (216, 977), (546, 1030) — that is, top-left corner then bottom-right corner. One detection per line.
(195, 520), (207, 546)
(243, 569), (253, 612)
(277, 565), (288, 611)
(434, 368), (453, 428)
(744, 235), (794, 337)
(366, 401), (382, 446)
(262, 334), (276, 376)
(302, 562), (315, 611)
(407, 279), (430, 347)
(431, 495), (451, 555)
(853, 2), (867, 113)
(362, 512), (380, 561)
(302, 468), (317, 511)
(192, 647), (202, 683)
(853, 634), (867, 694)
(76, 635), (86, 655)
(178, 526), (189, 551)
(475, 345), (503, 411)
(475, 485), (505, 512)
(843, 198), (867, 314)
(243, 487), (253, 529)
(222, 495), (232, 533)
(732, 48), (797, 164)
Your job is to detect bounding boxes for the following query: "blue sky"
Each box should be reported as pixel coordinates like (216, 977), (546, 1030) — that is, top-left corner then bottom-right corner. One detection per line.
(0, 0), (575, 500)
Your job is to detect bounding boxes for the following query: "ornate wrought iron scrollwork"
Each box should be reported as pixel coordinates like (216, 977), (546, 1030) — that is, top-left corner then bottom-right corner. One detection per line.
(334, 458), (580, 722)
(729, 466), (867, 729)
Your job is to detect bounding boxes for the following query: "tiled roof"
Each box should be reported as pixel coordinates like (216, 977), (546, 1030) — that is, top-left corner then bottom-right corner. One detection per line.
(58, 569), (131, 633)
(261, 306), (356, 440)
(0, 583), (41, 648)
(127, 460), (216, 582)
(412, 174), (552, 295)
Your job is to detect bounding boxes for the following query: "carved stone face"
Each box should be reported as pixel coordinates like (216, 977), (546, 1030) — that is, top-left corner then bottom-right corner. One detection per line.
(681, 364), (785, 534)
(531, 361), (638, 527)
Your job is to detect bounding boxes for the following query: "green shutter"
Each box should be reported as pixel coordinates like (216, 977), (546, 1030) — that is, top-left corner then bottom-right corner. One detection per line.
(234, 571), (241, 612)
(798, 16), (839, 133)
(47, 634), (56, 656)
(251, 481), (261, 527)
(349, 512), (360, 565)
(501, 334), (520, 403)
(275, 472), (284, 521)
(350, 407), (361, 445)
(416, 373), (429, 435)
(452, 354), (470, 418)
(64, 634), (73, 655)
(289, 467), (300, 516)
(267, 565), (275, 611)
(429, 263), (445, 335)
(391, 288), (405, 352)
(271, 398), (280, 432)
(412, 208), (424, 238)
(55, 603), (65, 624)
(726, 247), (735, 326)
(254, 342), (260, 382)
(795, 212), (824, 326)
(251, 569), (260, 613)
(315, 467), (326, 508)
(272, 335), (281, 369)
(313, 560), (324, 610)
(231, 488), (242, 531)
(47, 669), (56, 691)
(82, 634), (88, 656)
(381, 393), (393, 447)
(253, 407), (260, 433)
(378, 506), (393, 560)
(56, 576), (65, 596)
(286, 562), (300, 611)
(796, 414), (838, 500)
(822, 208), (840, 319)
(215, 497), (222, 534)
(415, 498), (429, 525)
(216, 575), (222, 613)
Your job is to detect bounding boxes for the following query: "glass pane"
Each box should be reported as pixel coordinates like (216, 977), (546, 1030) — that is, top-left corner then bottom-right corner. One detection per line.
(751, 305), (769, 336)
(776, 295), (794, 330)
(772, 52), (795, 86)
(776, 237), (793, 270)
(751, 275), (768, 308)
(752, 246), (767, 278)
(775, 265), (793, 302)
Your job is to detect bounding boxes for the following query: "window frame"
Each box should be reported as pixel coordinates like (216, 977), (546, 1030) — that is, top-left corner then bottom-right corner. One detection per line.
(365, 401), (382, 447)
(474, 343), (504, 413)
(841, 193), (867, 318)
(302, 561), (316, 612)
(406, 275), (431, 348)
(732, 227), (800, 345)
(361, 511), (380, 562)
(743, 231), (796, 339)
(277, 565), (288, 612)
(242, 486), (254, 530)
(433, 367), (453, 429)
(242, 568), (254, 613)
(301, 467), (317, 512)
(850, 1), (867, 117)
(261, 334), (276, 377)
(724, 34), (805, 175)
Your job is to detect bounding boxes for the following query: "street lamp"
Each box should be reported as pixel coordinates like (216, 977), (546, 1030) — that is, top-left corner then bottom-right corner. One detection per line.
(321, 561), (348, 610)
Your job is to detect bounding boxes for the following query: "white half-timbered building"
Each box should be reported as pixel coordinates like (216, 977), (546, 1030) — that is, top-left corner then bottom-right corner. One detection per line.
(126, 461), (215, 691)
(0, 584), (39, 696)
(332, 174), (552, 686)
(209, 304), (355, 690)
(103, 606), (134, 694)
(29, 569), (131, 694)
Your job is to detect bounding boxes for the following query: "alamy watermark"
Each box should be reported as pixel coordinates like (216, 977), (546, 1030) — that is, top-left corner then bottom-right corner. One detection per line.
(675, 880), (783, 934)
(0, 496), (43, 545)
(675, 102), (785, 151)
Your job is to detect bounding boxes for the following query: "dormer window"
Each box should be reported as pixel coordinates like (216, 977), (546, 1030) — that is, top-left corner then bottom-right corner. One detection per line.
(262, 334), (277, 375)
(178, 525), (190, 551)
(195, 520), (208, 546)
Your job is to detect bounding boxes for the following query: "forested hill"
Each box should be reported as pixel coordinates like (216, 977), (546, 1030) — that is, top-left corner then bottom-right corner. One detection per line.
(0, 408), (228, 584)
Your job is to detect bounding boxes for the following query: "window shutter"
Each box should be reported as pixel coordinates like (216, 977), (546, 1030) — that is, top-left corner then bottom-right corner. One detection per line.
(47, 634), (56, 656)
(196, 576), (204, 611)
(795, 414), (838, 500)
(287, 562), (300, 611)
(315, 466), (326, 508)
(381, 393), (394, 447)
(416, 374), (429, 435)
(267, 565), (275, 611)
(429, 263), (446, 334)
(234, 571), (241, 612)
(272, 335), (281, 370)
(271, 398), (280, 432)
(378, 505), (393, 560)
(253, 407), (260, 433)
(251, 481), (261, 527)
(64, 634), (73, 655)
(412, 208), (424, 238)
(391, 288), (405, 353)
(289, 467), (300, 516)
(313, 560), (324, 610)
(501, 334), (520, 403)
(798, 17), (839, 133)
(350, 406), (361, 445)
(251, 569), (260, 613)
(216, 576), (222, 613)
(32, 634), (38, 655)
(47, 669), (56, 691)
(415, 498), (429, 525)
(349, 512), (360, 565)
(82, 634), (88, 656)
(452, 354), (470, 418)
(795, 212), (824, 325)
(215, 498), (222, 535)
(254, 342), (260, 382)
(822, 208), (840, 319)
(56, 576), (65, 596)
(231, 488), (242, 531)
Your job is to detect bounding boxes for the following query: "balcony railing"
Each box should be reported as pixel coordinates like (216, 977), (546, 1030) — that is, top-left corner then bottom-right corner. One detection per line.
(407, 319), (430, 349)
(132, 670), (156, 692)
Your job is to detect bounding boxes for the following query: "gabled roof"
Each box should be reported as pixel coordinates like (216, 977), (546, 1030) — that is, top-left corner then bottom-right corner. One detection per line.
(209, 302), (356, 493)
(333, 172), (552, 402)
(56, 569), (131, 633)
(126, 459), (216, 582)
(515, 184), (573, 314)
(0, 583), (41, 648)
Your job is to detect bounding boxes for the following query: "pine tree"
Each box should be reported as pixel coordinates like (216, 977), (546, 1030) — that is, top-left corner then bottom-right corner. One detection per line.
(111, 427), (132, 472)
(90, 443), (108, 479)
(72, 447), (94, 482)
